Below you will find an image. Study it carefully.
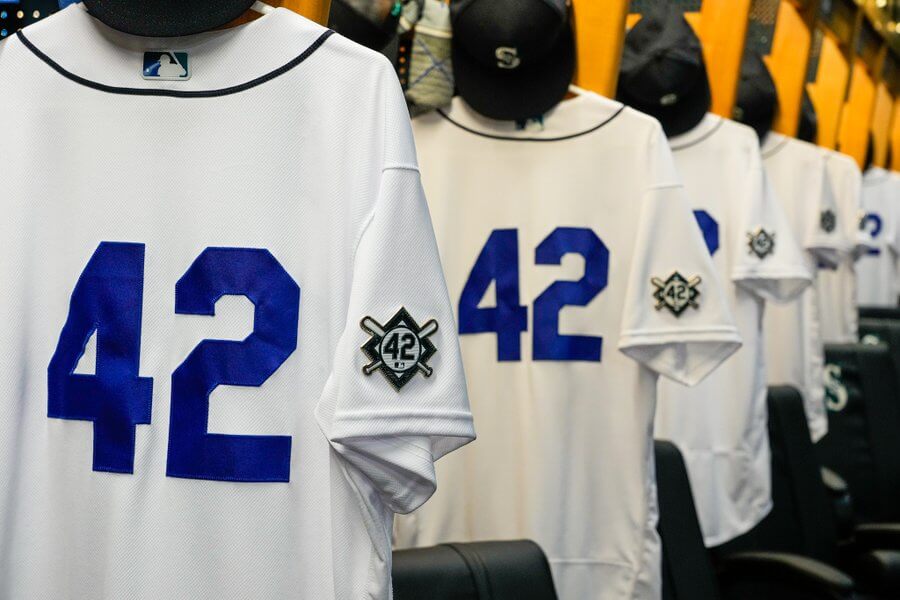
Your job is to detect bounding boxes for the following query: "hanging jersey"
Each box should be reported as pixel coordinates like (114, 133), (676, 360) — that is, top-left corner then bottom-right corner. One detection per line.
(761, 132), (842, 442)
(857, 167), (900, 307)
(656, 114), (810, 547)
(817, 150), (866, 342)
(394, 94), (741, 600)
(0, 7), (474, 600)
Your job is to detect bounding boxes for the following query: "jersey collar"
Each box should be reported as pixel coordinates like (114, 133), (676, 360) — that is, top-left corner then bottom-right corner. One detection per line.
(667, 113), (722, 151)
(436, 93), (626, 142)
(17, 4), (329, 95)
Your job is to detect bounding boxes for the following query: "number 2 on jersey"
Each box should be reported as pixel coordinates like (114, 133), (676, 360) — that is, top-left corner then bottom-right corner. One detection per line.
(48, 243), (300, 482)
(459, 227), (609, 362)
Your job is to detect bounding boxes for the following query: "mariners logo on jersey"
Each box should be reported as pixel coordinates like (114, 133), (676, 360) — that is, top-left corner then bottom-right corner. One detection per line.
(361, 308), (437, 390)
(142, 51), (190, 80)
(747, 228), (776, 259)
(820, 209), (837, 233)
(652, 272), (701, 317)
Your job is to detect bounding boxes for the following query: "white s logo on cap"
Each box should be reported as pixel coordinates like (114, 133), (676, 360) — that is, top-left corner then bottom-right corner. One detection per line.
(495, 47), (521, 69)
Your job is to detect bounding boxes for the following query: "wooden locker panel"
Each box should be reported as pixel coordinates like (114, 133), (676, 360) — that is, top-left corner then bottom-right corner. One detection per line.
(573, 0), (630, 97)
(765, 0), (819, 137)
(807, 29), (851, 148)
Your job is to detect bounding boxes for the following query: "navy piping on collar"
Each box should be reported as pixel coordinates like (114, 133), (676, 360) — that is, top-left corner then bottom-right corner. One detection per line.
(761, 134), (790, 159)
(669, 117), (725, 151)
(16, 28), (334, 98)
(436, 103), (626, 142)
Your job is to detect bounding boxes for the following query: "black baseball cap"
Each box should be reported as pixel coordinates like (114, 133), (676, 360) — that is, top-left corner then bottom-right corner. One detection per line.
(734, 52), (779, 142)
(329, 0), (400, 52)
(450, 0), (575, 121)
(83, 0), (259, 37)
(616, 4), (711, 137)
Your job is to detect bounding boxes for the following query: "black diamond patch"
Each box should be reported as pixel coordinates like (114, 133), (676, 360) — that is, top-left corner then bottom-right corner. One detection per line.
(820, 209), (837, 233)
(652, 272), (701, 317)
(747, 228), (776, 259)
(361, 308), (437, 390)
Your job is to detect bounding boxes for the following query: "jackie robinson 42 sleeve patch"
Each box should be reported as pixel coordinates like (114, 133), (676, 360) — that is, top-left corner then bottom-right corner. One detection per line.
(652, 272), (701, 317)
(360, 307), (438, 390)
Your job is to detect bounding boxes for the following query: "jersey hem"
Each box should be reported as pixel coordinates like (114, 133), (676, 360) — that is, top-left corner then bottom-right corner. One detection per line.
(703, 498), (773, 547)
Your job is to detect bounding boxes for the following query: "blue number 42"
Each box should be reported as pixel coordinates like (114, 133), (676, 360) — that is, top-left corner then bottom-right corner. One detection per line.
(459, 227), (609, 362)
(48, 242), (300, 482)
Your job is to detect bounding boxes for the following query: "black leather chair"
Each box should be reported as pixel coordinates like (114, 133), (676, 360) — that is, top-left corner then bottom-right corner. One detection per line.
(392, 540), (558, 600)
(858, 307), (900, 322)
(711, 386), (900, 597)
(655, 439), (853, 600)
(857, 319), (900, 392)
(818, 344), (900, 524)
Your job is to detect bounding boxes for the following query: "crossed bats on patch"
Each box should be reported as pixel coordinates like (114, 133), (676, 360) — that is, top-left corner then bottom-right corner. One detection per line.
(651, 274), (702, 311)
(360, 316), (438, 377)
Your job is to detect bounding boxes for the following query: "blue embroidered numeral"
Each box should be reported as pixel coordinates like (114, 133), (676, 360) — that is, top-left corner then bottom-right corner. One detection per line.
(47, 242), (154, 474)
(460, 228), (608, 362)
(693, 210), (719, 256)
(49, 244), (300, 482)
(167, 248), (300, 482)
(458, 229), (528, 361)
(862, 213), (883, 256)
(533, 228), (608, 361)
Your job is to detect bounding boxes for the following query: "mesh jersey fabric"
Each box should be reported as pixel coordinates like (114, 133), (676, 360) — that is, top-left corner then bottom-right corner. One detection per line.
(816, 150), (866, 343)
(761, 132), (843, 442)
(393, 93), (741, 600)
(856, 167), (900, 307)
(0, 6), (474, 600)
(656, 114), (811, 547)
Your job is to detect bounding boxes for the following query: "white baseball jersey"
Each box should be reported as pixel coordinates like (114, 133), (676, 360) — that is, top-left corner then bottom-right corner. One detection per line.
(856, 167), (900, 307)
(816, 151), (866, 343)
(761, 132), (842, 442)
(394, 94), (741, 600)
(0, 7), (474, 600)
(655, 114), (811, 547)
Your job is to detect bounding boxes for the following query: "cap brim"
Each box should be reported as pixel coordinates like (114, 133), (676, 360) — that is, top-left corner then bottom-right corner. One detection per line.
(619, 74), (711, 138)
(452, 25), (575, 122)
(82, 0), (257, 37)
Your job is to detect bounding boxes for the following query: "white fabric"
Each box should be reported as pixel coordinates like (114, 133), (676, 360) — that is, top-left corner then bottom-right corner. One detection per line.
(656, 114), (811, 547)
(856, 167), (900, 307)
(394, 94), (741, 600)
(816, 150), (865, 343)
(0, 7), (474, 600)
(761, 132), (843, 442)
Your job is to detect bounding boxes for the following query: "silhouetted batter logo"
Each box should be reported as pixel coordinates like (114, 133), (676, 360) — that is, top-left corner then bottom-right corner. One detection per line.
(143, 51), (190, 81)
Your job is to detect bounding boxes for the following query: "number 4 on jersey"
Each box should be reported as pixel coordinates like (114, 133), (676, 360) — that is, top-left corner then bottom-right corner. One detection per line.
(47, 243), (153, 474)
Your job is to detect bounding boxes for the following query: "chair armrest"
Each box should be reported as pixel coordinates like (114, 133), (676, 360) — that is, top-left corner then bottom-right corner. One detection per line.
(854, 523), (900, 552)
(717, 551), (854, 599)
(854, 550), (900, 596)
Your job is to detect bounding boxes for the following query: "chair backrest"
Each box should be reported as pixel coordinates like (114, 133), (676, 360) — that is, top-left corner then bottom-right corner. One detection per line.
(392, 540), (559, 600)
(858, 318), (900, 392)
(858, 306), (900, 321)
(818, 343), (900, 523)
(713, 387), (839, 565)
(655, 440), (721, 600)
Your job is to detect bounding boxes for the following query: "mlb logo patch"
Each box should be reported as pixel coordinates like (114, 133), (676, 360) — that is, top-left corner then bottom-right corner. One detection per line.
(142, 51), (190, 81)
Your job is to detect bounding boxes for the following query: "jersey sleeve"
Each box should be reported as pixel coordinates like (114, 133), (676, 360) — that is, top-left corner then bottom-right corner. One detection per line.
(730, 165), (812, 303)
(804, 157), (843, 268)
(618, 125), (742, 386)
(315, 67), (474, 515)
